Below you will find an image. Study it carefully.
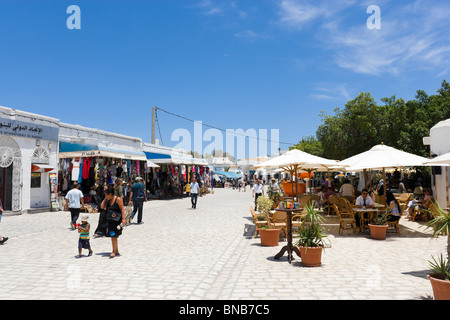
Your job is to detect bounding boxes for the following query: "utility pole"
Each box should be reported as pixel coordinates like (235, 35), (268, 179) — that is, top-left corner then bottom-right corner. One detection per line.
(151, 107), (156, 144)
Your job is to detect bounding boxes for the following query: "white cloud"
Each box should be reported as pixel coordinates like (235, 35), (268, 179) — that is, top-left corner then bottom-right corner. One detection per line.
(277, 0), (450, 76)
(311, 83), (352, 101)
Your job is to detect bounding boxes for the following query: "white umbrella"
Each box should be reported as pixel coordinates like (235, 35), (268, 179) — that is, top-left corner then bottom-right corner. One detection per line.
(257, 148), (344, 198)
(424, 152), (450, 165)
(340, 144), (433, 194)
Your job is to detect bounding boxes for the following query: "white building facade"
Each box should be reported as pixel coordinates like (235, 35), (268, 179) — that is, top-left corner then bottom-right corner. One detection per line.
(0, 106), (60, 213)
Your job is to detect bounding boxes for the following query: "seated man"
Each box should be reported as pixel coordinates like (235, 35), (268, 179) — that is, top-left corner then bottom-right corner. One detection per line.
(354, 189), (375, 227)
(355, 189), (375, 208)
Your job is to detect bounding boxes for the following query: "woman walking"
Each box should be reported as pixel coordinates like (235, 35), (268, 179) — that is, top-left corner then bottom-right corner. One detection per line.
(101, 186), (126, 258)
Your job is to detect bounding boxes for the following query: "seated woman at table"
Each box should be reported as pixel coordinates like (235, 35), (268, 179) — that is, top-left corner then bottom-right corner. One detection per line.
(406, 188), (433, 220)
(355, 189), (375, 208)
(386, 191), (401, 222)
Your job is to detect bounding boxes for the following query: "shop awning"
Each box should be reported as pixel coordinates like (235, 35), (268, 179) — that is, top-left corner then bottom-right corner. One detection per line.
(31, 164), (54, 173)
(213, 170), (243, 179)
(59, 142), (148, 161)
(144, 152), (208, 166)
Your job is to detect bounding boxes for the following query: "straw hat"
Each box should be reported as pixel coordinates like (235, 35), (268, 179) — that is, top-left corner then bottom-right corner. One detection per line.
(80, 215), (89, 221)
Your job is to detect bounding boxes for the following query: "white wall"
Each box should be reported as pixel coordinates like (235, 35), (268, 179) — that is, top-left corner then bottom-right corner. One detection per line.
(429, 118), (450, 208)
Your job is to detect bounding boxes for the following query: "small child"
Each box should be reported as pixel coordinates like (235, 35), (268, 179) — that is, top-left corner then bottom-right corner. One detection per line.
(77, 215), (93, 258)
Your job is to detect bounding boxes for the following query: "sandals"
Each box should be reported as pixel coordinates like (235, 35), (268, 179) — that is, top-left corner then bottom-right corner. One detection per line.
(109, 252), (120, 259)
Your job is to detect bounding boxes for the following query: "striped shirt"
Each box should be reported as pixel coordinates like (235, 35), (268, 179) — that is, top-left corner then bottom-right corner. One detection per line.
(79, 223), (90, 240)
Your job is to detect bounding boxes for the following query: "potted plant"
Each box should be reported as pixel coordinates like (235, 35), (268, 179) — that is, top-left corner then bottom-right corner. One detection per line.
(295, 204), (329, 267)
(425, 203), (450, 300)
(256, 195), (280, 247)
(369, 212), (388, 240)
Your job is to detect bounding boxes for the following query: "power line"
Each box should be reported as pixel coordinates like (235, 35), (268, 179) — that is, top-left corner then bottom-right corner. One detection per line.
(155, 106), (296, 146)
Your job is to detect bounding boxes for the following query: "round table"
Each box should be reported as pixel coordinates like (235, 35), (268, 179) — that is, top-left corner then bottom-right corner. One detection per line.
(273, 208), (304, 264)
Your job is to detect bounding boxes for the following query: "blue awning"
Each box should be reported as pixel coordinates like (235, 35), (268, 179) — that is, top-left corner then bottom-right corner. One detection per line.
(59, 141), (147, 161)
(213, 171), (243, 179)
(144, 151), (208, 166)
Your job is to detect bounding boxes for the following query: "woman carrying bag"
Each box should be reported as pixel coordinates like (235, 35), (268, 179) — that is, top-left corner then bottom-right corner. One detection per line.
(101, 186), (126, 258)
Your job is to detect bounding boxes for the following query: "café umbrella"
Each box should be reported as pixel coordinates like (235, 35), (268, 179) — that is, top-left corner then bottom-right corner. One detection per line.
(256, 148), (344, 199)
(340, 144), (432, 195)
(424, 152), (450, 166)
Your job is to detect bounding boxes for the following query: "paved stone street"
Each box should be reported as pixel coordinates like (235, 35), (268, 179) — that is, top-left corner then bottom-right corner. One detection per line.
(0, 188), (446, 300)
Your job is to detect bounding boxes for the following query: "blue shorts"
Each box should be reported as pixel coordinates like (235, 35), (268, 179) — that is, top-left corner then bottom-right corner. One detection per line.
(78, 239), (91, 249)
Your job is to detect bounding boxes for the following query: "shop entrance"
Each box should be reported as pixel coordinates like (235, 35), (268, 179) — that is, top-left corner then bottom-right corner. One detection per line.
(0, 165), (13, 211)
(0, 135), (22, 212)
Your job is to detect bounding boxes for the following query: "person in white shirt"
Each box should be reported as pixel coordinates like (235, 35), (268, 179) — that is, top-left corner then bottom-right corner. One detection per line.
(354, 189), (375, 227)
(355, 189), (375, 208)
(190, 178), (199, 209)
(252, 179), (264, 211)
(65, 182), (85, 230)
(339, 179), (355, 203)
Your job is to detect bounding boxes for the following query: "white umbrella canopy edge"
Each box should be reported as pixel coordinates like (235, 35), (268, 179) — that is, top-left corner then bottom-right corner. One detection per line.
(424, 152), (450, 166)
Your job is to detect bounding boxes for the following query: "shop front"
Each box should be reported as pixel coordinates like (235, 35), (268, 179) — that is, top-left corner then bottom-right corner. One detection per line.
(0, 106), (59, 213)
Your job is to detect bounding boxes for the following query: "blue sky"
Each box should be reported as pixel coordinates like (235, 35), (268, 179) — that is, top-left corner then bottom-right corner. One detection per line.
(1, 0), (449, 157)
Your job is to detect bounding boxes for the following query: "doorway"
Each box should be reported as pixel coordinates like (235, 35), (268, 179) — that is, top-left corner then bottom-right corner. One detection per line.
(0, 164), (13, 211)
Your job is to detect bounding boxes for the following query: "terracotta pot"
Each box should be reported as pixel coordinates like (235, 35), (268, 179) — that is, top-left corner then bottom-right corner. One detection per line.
(369, 224), (388, 240)
(281, 182), (306, 197)
(428, 275), (450, 300)
(259, 229), (280, 247)
(299, 246), (323, 267)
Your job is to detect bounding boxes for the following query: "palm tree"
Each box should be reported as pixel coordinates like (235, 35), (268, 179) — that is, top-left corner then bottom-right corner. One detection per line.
(426, 202), (450, 277)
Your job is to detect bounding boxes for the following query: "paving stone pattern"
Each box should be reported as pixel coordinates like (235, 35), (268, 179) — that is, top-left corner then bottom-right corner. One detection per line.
(0, 188), (445, 300)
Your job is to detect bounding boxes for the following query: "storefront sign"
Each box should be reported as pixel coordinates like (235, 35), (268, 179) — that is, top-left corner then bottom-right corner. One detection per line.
(0, 118), (59, 142)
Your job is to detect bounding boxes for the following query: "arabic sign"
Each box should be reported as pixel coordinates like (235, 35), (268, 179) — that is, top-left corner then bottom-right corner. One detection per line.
(0, 118), (59, 142)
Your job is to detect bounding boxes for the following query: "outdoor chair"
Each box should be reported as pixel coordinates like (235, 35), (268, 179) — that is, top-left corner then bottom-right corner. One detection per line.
(411, 202), (435, 222)
(250, 206), (269, 238)
(270, 210), (288, 237)
(333, 204), (357, 234)
(298, 195), (314, 208)
(326, 195), (339, 215)
(291, 212), (305, 231)
(338, 198), (353, 213)
(386, 204), (405, 236)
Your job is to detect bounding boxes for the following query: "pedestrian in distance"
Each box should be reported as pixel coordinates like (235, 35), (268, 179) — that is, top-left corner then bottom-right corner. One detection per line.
(102, 186), (126, 259)
(0, 199), (8, 245)
(190, 177), (199, 209)
(129, 177), (146, 224)
(76, 215), (93, 258)
(252, 179), (264, 211)
(65, 182), (85, 230)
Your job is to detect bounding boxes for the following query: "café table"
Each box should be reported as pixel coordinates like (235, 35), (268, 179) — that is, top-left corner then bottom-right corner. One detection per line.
(353, 207), (383, 232)
(273, 207), (303, 264)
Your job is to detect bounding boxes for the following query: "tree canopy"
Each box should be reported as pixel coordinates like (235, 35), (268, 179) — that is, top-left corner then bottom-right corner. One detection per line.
(295, 80), (450, 160)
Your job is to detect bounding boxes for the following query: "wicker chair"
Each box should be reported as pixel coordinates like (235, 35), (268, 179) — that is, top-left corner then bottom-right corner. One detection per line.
(250, 206), (269, 238)
(333, 204), (357, 234)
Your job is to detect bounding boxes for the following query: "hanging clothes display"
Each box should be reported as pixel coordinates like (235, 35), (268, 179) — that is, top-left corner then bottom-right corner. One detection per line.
(82, 158), (92, 179)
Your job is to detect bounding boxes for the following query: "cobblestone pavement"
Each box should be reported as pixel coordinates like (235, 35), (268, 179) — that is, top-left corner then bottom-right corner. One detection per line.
(0, 188), (446, 300)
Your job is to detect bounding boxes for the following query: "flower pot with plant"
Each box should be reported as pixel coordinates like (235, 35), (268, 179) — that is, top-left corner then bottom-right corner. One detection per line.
(295, 204), (329, 267)
(257, 195), (281, 247)
(425, 202), (450, 300)
(369, 212), (388, 240)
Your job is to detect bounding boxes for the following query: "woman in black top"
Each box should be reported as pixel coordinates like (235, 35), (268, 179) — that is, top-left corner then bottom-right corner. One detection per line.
(101, 186), (126, 258)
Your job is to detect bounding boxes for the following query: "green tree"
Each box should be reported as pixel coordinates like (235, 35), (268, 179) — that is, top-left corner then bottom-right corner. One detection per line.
(292, 136), (324, 157)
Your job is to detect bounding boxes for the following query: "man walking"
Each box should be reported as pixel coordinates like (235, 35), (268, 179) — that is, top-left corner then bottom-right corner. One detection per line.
(252, 179), (264, 211)
(129, 177), (146, 224)
(65, 182), (85, 230)
(190, 178), (199, 209)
